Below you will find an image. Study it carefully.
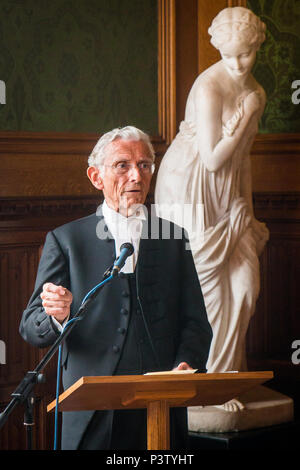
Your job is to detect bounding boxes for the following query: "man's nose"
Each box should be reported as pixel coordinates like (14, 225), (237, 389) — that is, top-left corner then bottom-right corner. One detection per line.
(128, 165), (142, 181)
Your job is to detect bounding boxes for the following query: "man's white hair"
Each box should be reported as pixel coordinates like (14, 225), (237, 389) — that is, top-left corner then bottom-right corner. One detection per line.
(88, 126), (155, 168)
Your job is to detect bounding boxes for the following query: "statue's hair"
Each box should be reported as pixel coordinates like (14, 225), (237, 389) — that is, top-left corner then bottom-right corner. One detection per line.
(208, 7), (266, 50)
(88, 126), (155, 168)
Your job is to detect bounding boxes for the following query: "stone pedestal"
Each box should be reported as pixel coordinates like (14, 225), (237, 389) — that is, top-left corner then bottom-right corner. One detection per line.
(188, 386), (294, 433)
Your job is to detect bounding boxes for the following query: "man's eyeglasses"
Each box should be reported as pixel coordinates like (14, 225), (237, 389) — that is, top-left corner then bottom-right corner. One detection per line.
(103, 161), (155, 175)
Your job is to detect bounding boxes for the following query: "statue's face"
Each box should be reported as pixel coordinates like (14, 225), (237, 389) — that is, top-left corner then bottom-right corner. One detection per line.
(219, 40), (257, 80)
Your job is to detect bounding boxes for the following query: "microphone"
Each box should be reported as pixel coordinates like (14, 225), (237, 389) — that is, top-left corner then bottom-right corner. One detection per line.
(112, 243), (134, 277)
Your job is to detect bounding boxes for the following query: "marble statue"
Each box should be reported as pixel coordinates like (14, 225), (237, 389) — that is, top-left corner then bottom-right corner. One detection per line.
(155, 7), (293, 430)
(156, 6), (268, 375)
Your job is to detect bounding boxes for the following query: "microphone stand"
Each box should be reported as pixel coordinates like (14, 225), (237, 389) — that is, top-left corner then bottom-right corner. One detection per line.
(0, 266), (114, 450)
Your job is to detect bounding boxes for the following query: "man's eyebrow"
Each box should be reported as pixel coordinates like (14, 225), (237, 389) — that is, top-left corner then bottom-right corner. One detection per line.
(110, 155), (131, 163)
(111, 156), (153, 163)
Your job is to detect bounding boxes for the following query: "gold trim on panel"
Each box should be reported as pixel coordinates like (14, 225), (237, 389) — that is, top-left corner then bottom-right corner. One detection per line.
(158, 0), (176, 145)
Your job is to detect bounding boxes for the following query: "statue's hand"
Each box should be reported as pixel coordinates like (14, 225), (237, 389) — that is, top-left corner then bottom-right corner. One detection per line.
(251, 218), (270, 256)
(244, 90), (262, 114)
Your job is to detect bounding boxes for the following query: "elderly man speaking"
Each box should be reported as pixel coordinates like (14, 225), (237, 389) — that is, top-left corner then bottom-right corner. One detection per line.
(19, 126), (212, 450)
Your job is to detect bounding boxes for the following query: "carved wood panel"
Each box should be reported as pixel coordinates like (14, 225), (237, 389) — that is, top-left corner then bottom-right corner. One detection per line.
(0, 0), (299, 450)
(246, 219), (300, 364)
(0, 215), (79, 449)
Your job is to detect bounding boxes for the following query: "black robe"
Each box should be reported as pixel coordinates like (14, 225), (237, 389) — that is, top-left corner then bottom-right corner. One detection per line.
(19, 206), (212, 450)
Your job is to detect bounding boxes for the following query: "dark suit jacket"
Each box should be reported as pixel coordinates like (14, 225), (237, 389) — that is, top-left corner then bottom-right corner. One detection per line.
(19, 207), (212, 449)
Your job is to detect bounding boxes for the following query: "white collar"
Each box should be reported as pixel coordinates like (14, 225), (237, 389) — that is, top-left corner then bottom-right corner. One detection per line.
(100, 201), (146, 273)
(101, 200), (146, 224)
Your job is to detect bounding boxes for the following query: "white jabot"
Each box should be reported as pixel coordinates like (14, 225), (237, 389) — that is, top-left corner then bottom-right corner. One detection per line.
(102, 200), (146, 273)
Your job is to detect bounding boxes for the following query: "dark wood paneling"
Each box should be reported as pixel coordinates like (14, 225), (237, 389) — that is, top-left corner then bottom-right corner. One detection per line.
(251, 134), (300, 193)
(1, 0), (299, 450)
(246, 194), (300, 417)
(0, 204), (89, 450)
(247, 212), (300, 366)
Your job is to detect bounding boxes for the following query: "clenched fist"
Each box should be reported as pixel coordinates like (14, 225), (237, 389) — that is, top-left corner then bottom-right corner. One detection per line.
(40, 283), (73, 324)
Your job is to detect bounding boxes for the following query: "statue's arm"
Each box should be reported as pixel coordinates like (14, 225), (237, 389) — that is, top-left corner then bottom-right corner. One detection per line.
(194, 84), (262, 172)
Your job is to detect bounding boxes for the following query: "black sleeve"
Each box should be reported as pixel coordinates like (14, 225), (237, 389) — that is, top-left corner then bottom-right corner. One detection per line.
(173, 234), (212, 370)
(19, 231), (70, 348)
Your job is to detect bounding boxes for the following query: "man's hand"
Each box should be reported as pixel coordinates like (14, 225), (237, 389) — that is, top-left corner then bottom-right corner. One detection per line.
(40, 282), (73, 324)
(173, 362), (194, 371)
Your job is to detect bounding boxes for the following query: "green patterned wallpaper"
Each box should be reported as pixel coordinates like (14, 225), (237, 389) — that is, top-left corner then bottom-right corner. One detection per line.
(0, 0), (158, 134)
(248, 0), (300, 133)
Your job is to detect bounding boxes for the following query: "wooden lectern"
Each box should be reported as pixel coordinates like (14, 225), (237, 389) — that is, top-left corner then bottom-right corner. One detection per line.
(48, 371), (273, 450)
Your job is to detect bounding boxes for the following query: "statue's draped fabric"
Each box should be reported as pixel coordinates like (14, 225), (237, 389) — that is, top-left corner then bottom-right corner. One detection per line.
(155, 105), (269, 372)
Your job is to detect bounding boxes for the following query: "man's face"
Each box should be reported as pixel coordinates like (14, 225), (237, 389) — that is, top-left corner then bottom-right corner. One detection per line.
(87, 138), (153, 216)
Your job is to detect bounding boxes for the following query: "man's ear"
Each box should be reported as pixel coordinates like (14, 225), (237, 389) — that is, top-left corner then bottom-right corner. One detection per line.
(87, 166), (104, 190)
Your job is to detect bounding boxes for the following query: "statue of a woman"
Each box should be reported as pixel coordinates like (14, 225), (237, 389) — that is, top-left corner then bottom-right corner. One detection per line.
(155, 7), (269, 375)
